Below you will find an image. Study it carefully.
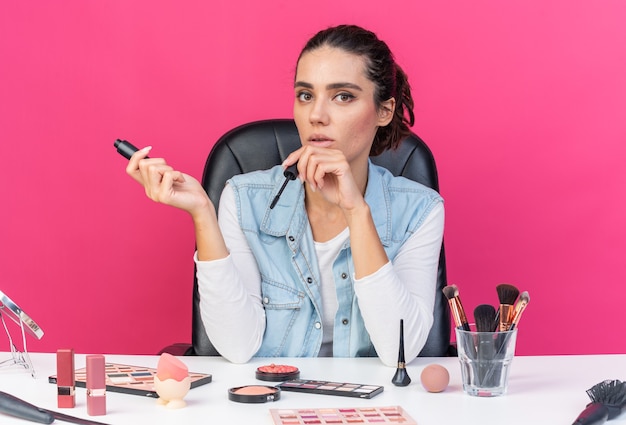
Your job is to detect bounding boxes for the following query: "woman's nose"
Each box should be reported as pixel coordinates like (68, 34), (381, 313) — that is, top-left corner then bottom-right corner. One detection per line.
(309, 99), (330, 125)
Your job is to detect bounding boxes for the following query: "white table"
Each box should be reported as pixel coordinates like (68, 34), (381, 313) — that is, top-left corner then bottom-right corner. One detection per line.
(1, 353), (625, 424)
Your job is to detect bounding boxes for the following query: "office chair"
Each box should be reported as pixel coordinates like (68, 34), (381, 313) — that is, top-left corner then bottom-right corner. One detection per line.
(161, 119), (451, 357)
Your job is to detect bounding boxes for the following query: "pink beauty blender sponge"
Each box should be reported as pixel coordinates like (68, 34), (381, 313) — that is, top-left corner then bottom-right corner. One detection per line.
(156, 353), (189, 381)
(154, 353), (191, 409)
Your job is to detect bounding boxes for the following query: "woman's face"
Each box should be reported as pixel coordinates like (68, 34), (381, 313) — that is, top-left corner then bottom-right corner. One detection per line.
(293, 46), (394, 165)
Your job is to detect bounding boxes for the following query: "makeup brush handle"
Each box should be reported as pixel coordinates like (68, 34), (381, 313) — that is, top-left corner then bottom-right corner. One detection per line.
(572, 402), (609, 425)
(0, 391), (54, 424)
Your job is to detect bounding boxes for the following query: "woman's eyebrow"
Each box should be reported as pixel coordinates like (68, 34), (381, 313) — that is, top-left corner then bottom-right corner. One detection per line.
(327, 82), (363, 91)
(294, 81), (363, 91)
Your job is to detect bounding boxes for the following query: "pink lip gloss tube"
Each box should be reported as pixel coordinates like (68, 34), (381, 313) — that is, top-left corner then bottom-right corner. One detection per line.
(86, 354), (106, 416)
(56, 348), (75, 408)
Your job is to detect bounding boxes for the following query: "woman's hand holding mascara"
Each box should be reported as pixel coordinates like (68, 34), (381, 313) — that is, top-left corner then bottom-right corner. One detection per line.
(126, 147), (212, 218)
(283, 146), (367, 212)
(125, 146), (228, 261)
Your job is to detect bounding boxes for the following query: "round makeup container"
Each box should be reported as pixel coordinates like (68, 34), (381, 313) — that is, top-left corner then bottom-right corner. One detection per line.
(255, 364), (300, 382)
(228, 385), (281, 403)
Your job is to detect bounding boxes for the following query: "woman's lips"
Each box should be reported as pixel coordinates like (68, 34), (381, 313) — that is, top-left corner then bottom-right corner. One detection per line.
(308, 135), (333, 147)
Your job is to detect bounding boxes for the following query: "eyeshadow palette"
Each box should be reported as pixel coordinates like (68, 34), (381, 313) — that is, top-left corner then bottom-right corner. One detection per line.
(270, 406), (417, 425)
(277, 379), (384, 399)
(49, 362), (212, 398)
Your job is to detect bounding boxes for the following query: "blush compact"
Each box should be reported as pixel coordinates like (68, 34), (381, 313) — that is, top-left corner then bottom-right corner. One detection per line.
(255, 364), (300, 382)
(228, 385), (281, 403)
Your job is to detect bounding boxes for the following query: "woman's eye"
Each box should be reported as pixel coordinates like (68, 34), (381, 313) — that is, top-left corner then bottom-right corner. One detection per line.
(297, 92), (312, 102)
(335, 92), (355, 103)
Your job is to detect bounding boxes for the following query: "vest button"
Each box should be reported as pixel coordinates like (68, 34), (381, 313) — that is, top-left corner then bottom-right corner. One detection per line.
(307, 277), (313, 284)
(288, 236), (295, 242)
(263, 297), (269, 304)
(314, 322), (321, 329)
(341, 272), (348, 279)
(342, 318), (349, 325)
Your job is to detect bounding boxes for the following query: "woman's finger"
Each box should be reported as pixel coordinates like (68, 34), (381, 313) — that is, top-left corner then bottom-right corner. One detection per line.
(282, 147), (305, 181)
(143, 163), (174, 200)
(125, 146), (153, 182)
(158, 170), (188, 202)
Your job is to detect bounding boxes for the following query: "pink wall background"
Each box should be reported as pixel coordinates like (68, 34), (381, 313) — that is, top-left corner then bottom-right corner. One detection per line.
(1, 2), (624, 357)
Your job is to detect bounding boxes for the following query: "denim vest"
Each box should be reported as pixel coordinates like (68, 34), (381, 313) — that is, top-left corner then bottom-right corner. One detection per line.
(227, 161), (442, 358)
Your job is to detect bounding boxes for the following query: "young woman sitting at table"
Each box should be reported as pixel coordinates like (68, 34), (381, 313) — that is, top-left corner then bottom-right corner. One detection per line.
(125, 24), (444, 367)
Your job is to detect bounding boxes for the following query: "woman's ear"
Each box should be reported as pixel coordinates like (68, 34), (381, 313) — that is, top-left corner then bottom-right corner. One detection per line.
(377, 98), (396, 126)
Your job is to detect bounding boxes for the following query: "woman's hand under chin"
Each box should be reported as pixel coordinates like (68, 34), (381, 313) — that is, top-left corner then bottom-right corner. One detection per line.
(283, 146), (367, 212)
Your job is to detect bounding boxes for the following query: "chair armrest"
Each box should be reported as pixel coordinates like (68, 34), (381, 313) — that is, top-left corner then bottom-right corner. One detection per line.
(158, 343), (194, 356)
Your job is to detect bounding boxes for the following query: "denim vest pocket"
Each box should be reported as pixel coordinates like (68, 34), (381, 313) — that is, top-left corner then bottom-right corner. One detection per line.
(261, 278), (304, 309)
(259, 278), (306, 356)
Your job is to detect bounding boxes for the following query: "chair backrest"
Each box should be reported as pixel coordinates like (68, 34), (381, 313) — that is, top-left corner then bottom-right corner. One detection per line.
(191, 119), (450, 357)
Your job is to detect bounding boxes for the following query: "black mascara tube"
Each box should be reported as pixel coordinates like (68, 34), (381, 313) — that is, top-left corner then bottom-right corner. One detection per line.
(114, 139), (148, 160)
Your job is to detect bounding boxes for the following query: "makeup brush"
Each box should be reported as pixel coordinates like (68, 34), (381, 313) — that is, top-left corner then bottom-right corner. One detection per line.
(572, 379), (626, 424)
(494, 283), (520, 331)
(474, 304), (497, 333)
(0, 391), (111, 425)
(508, 291), (530, 331)
(442, 285), (470, 331)
(473, 304), (497, 387)
(391, 319), (411, 387)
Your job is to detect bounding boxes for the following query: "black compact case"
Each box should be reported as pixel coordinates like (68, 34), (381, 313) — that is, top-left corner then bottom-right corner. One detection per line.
(228, 385), (281, 403)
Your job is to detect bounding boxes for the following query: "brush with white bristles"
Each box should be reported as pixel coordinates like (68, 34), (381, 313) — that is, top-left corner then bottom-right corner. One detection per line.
(509, 291), (530, 331)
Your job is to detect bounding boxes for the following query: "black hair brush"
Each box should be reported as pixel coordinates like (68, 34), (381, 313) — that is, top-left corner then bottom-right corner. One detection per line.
(573, 379), (626, 424)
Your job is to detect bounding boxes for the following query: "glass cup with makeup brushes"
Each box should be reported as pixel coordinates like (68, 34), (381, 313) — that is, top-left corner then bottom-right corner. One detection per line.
(455, 304), (518, 397)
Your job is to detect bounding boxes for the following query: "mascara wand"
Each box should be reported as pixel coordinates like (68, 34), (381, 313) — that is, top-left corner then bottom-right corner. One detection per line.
(270, 163), (298, 209)
(573, 379), (626, 424)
